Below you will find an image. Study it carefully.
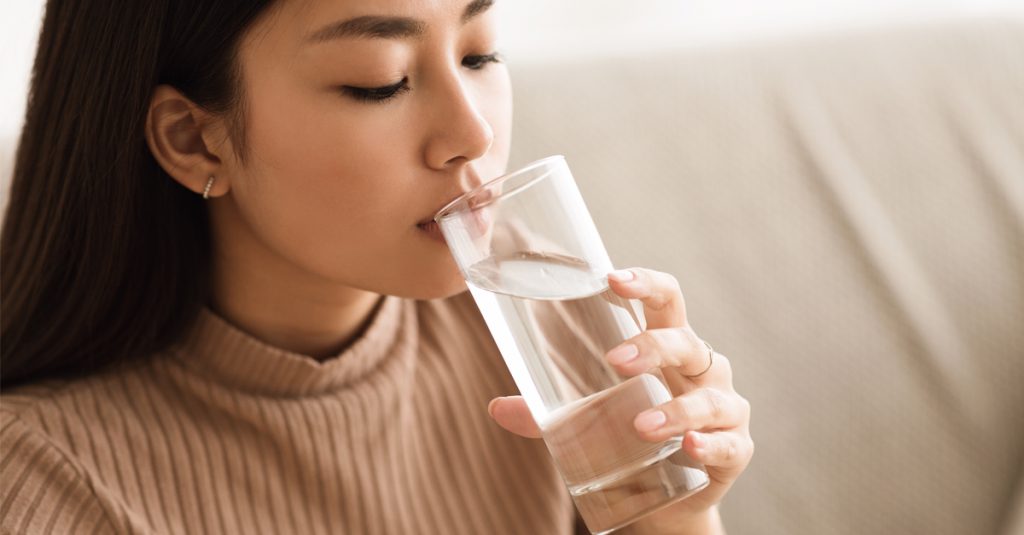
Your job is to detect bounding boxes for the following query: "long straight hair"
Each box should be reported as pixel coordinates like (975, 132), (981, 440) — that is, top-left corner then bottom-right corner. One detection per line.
(1, 0), (276, 387)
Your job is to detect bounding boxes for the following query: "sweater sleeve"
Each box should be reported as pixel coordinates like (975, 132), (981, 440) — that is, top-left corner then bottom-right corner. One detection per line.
(1, 410), (118, 534)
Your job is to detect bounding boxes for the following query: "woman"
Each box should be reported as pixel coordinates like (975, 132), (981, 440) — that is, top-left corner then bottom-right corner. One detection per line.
(0, 0), (753, 533)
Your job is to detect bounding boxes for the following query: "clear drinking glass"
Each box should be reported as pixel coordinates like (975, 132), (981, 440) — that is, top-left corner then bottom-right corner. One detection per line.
(434, 155), (709, 534)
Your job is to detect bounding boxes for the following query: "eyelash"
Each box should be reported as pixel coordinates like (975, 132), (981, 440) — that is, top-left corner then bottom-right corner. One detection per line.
(462, 52), (502, 71)
(343, 78), (411, 103)
(342, 52), (502, 104)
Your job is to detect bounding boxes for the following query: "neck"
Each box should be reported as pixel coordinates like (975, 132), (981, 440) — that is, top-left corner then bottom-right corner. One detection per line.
(207, 204), (383, 361)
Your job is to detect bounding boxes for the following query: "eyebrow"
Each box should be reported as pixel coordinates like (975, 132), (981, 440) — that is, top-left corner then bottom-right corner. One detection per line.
(308, 0), (495, 43)
(461, 0), (494, 23)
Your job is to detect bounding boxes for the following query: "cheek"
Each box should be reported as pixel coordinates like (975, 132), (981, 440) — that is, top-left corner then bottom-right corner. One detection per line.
(233, 95), (411, 269)
(229, 102), (469, 298)
(248, 87), (381, 178)
(242, 76), (410, 222)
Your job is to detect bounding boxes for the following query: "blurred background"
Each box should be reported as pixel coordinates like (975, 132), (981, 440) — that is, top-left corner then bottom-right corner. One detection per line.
(3, 1), (1023, 534)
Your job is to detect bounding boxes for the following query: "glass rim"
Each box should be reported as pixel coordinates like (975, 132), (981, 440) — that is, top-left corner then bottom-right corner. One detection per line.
(433, 154), (566, 223)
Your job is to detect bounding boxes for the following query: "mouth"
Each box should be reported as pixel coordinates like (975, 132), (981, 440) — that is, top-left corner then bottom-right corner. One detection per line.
(417, 181), (497, 243)
(416, 219), (446, 243)
(416, 203), (493, 245)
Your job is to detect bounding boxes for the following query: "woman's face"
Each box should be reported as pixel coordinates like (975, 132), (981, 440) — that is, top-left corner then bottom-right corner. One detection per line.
(215, 0), (510, 300)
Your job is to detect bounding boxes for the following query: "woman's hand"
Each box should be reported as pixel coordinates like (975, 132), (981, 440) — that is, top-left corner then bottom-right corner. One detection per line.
(487, 267), (753, 534)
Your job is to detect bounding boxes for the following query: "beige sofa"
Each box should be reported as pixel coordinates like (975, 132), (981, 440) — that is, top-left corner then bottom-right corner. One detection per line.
(508, 17), (1024, 535)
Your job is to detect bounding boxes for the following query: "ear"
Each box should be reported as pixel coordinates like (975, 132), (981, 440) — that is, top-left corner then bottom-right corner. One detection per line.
(144, 85), (235, 199)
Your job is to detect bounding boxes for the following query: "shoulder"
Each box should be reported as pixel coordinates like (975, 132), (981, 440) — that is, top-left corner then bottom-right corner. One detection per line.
(0, 360), (170, 534)
(2, 379), (89, 445)
(2, 362), (157, 451)
(1, 384), (121, 534)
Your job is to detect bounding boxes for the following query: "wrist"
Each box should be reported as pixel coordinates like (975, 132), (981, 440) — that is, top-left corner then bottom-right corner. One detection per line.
(620, 505), (723, 535)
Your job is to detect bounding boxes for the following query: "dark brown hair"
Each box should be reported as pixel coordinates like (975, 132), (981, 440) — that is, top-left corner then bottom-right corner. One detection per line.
(1, 0), (277, 387)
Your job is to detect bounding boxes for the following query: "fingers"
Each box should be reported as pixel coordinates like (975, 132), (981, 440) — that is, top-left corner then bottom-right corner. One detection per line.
(487, 396), (542, 439)
(606, 268), (687, 329)
(606, 328), (725, 381)
(633, 388), (750, 443)
(684, 430), (755, 474)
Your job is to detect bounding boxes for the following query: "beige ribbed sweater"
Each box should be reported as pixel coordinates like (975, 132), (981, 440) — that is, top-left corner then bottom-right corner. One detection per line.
(0, 292), (576, 534)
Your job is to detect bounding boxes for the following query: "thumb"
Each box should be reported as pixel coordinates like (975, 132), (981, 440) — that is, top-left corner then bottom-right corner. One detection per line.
(487, 396), (542, 439)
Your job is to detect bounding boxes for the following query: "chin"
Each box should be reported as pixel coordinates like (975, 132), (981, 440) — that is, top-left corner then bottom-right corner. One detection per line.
(434, 277), (470, 300)
(401, 276), (468, 301)
(385, 258), (469, 301)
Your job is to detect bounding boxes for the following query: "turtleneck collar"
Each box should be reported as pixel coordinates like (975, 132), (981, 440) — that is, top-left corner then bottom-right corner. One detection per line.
(172, 295), (413, 397)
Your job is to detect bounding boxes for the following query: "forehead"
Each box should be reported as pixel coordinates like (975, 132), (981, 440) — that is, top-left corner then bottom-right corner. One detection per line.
(235, 0), (496, 93)
(274, 0), (478, 37)
(240, 0), (493, 62)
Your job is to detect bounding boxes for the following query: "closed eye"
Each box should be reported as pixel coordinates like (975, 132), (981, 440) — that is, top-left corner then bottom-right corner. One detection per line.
(462, 52), (501, 70)
(341, 77), (410, 103)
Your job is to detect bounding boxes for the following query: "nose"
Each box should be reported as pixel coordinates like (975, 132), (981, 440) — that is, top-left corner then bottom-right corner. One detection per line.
(423, 70), (495, 172)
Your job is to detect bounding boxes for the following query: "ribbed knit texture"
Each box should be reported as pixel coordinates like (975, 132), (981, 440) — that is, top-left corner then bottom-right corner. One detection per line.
(1, 291), (576, 534)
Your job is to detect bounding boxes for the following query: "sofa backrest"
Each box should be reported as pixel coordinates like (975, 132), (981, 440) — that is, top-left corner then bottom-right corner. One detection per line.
(508, 17), (1024, 535)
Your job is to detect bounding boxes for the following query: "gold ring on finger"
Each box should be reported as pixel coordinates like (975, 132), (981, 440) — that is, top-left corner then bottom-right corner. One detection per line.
(684, 341), (714, 379)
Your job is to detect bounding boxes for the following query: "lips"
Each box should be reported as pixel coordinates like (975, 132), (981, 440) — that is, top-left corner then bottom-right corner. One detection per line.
(417, 180), (497, 245)
(417, 203), (492, 243)
(417, 201), (460, 227)
(419, 182), (497, 224)
(417, 220), (446, 243)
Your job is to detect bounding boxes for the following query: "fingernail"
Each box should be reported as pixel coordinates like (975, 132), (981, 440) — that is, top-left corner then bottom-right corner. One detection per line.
(608, 269), (635, 282)
(487, 397), (501, 418)
(635, 410), (667, 433)
(607, 344), (639, 365)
